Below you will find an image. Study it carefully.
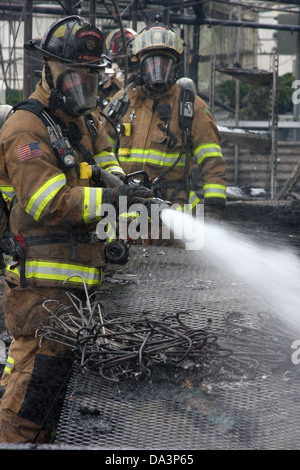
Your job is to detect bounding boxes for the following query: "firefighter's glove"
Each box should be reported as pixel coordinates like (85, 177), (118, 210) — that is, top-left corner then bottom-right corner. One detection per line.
(111, 184), (154, 209)
(204, 205), (225, 221)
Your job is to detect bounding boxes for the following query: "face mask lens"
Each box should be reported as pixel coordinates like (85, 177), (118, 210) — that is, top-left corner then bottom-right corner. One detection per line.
(141, 55), (175, 93)
(57, 68), (99, 116)
(60, 71), (91, 93)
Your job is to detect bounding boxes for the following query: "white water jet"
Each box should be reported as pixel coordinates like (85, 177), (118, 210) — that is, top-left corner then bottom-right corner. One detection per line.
(161, 208), (300, 330)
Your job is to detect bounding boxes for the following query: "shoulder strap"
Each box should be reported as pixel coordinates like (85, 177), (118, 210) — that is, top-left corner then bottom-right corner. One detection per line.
(13, 98), (67, 142)
(14, 99), (97, 165)
(84, 113), (98, 154)
(13, 98), (52, 128)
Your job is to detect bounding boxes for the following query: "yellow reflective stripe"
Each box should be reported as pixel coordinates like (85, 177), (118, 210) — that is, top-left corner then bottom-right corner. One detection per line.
(94, 150), (115, 164)
(174, 191), (201, 212)
(203, 183), (226, 199)
(119, 211), (140, 219)
(93, 151), (120, 166)
(4, 356), (14, 375)
(26, 174), (66, 221)
(7, 260), (102, 286)
(119, 145), (222, 167)
(188, 191), (201, 210)
(106, 222), (116, 243)
(203, 183), (226, 191)
(0, 185), (15, 201)
(82, 187), (103, 223)
(204, 193), (227, 199)
(94, 152), (125, 174)
(118, 148), (186, 167)
(107, 135), (116, 145)
(105, 166), (125, 175)
(194, 143), (223, 165)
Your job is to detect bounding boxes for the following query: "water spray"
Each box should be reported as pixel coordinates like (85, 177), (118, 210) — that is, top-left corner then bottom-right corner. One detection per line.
(160, 208), (300, 332)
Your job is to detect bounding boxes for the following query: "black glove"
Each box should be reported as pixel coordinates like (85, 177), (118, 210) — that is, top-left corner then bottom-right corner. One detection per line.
(111, 184), (154, 209)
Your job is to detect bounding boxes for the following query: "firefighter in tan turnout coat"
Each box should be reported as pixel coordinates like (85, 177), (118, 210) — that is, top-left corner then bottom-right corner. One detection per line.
(0, 16), (152, 443)
(104, 23), (227, 218)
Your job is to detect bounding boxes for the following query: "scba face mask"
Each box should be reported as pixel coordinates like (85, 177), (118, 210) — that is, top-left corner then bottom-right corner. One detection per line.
(141, 53), (177, 95)
(56, 66), (100, 116)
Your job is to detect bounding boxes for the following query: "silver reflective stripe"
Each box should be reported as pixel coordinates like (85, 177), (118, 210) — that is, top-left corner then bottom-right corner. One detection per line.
(203, 183), (227, 199)
(94, 152), (118, 166)
(82, 187), (103, 223)
(204, 187), (226, 195)
(188, 191), (200, 209)
(194, 144), (223, 165)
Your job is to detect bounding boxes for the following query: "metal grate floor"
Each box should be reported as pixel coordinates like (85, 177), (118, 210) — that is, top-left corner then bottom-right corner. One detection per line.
(55, 244), (300, 450)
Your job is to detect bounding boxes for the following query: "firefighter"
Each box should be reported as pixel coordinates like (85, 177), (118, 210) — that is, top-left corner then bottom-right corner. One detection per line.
(99, 28), (137, 106)
(103, 23), (227, 221)
(0, 15), (152, 443)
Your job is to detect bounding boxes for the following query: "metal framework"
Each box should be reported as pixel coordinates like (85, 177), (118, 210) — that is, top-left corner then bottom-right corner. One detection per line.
(0, 0), (300, 94)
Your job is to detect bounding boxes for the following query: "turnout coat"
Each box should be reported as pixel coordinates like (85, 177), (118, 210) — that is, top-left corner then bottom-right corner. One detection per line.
(104, 81), (227, 210)
(0, 82), (125, 293)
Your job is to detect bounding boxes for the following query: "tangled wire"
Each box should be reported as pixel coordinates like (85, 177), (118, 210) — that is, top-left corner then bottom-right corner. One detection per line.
(35, 277), (234, 382)
(35, 276), (296, 383)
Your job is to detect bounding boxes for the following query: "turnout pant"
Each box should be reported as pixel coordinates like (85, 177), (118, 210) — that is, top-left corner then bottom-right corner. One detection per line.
(0, 282), (74, 444)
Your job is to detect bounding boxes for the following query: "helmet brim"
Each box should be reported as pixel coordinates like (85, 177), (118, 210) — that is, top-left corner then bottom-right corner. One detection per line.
(24, 40), (111, 70)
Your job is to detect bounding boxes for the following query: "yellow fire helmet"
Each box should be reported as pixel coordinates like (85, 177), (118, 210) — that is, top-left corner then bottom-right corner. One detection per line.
(131, 23), (184, 62)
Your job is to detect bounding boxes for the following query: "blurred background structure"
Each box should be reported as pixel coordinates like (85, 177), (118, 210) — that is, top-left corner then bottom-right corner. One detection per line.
(1, 0), (300, 198)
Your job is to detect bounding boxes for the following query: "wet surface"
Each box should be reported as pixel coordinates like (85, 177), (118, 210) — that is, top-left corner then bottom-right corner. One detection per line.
(1, 200), (300, 449)
(55, 202), (300, 449)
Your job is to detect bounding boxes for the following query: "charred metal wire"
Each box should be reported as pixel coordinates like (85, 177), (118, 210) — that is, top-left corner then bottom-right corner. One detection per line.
(74, 313), (234, 382)
(35, 276), (295, 384)
(35, 276), (233, 382)
(214, 310), (296, 380)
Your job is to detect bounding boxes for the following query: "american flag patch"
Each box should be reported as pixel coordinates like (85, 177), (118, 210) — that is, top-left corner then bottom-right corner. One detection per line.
(17, 141), (42, 162)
